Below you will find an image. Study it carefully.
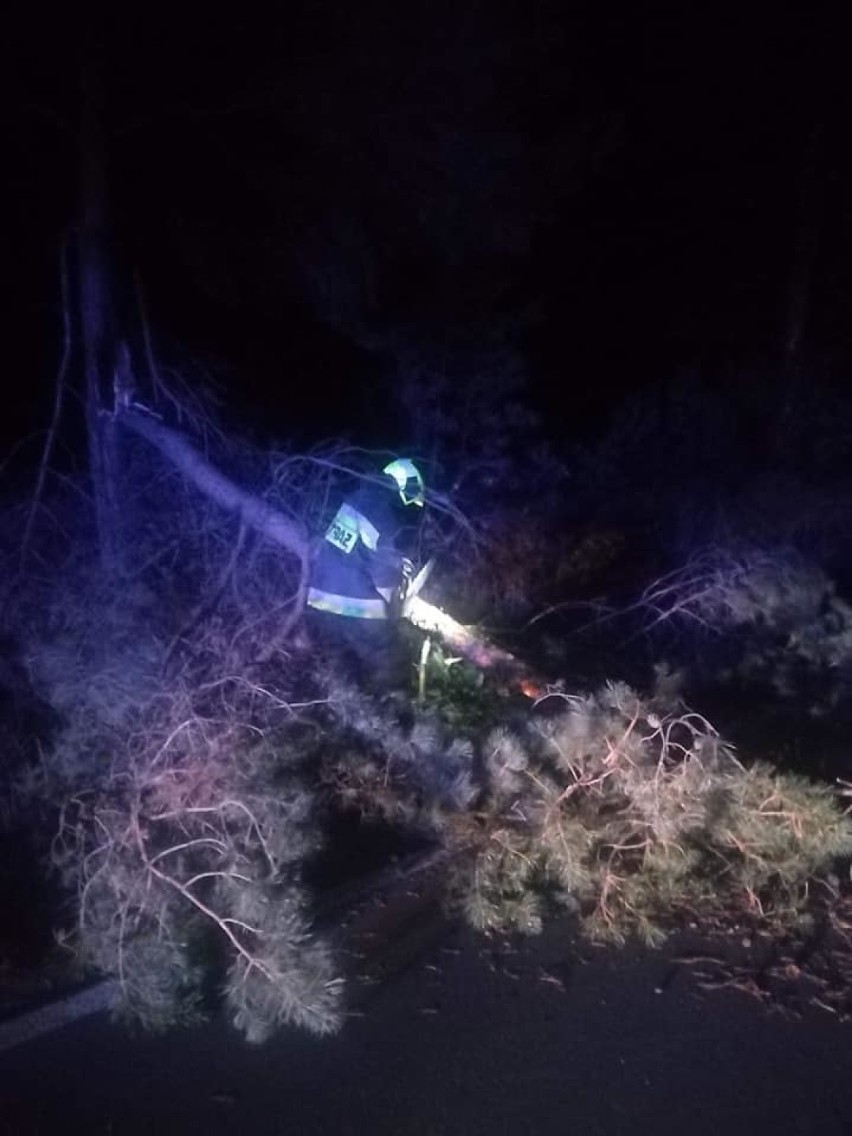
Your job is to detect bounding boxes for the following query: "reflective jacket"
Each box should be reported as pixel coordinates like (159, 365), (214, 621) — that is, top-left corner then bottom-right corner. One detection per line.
(307, 481), (414, 619)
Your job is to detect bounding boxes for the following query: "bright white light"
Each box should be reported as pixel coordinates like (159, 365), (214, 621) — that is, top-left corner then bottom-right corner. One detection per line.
(403, 595), (469, 639)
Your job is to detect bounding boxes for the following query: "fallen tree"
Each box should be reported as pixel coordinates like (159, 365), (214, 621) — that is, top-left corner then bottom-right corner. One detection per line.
(7, 410), (852, 1043)
(119, 408), (542, 695)
(321, 670), (852, 1012)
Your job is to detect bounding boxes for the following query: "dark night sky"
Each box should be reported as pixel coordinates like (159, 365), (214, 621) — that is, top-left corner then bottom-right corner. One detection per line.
(3, 7), (849, 456)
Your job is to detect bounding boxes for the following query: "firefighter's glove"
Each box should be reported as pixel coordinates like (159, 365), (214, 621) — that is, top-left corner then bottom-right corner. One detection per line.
(400, 559), (416, 603)
(390, 559), (415, 621)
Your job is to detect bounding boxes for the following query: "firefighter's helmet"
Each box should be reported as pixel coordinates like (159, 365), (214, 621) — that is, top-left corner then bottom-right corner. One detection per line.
(383, 458), (425, 507)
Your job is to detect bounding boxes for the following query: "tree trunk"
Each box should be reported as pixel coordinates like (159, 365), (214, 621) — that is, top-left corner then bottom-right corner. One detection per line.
(403, 594), (544, 698)
(774, 123), (823, 460)
(79, 46), (123, 575)
(119, 410), (310, 569)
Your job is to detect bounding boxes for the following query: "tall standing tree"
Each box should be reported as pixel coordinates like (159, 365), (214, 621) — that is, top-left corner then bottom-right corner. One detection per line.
(78, 34), (123, 574)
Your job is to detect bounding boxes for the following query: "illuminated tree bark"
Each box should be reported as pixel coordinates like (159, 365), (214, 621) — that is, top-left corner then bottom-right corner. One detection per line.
(403, 594), (544, 699)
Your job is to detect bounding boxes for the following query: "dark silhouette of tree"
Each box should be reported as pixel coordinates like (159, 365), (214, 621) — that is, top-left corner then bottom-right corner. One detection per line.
(78, 40), (124, 573)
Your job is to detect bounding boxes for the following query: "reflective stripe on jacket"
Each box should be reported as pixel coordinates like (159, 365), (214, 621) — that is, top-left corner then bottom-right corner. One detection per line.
(309, 481), (409, 617)
(306, 587), (389, 619)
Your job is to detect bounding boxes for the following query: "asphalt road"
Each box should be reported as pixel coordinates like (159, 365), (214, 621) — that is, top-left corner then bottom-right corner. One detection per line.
(3, 914), (852, 1136)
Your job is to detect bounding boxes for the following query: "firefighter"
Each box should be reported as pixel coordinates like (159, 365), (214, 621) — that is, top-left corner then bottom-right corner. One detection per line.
(305, 458), (425, 689)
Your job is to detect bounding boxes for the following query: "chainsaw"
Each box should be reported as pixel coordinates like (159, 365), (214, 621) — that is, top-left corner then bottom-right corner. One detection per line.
(392, 556), (435, 619)
(406, 556), (435, 601)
